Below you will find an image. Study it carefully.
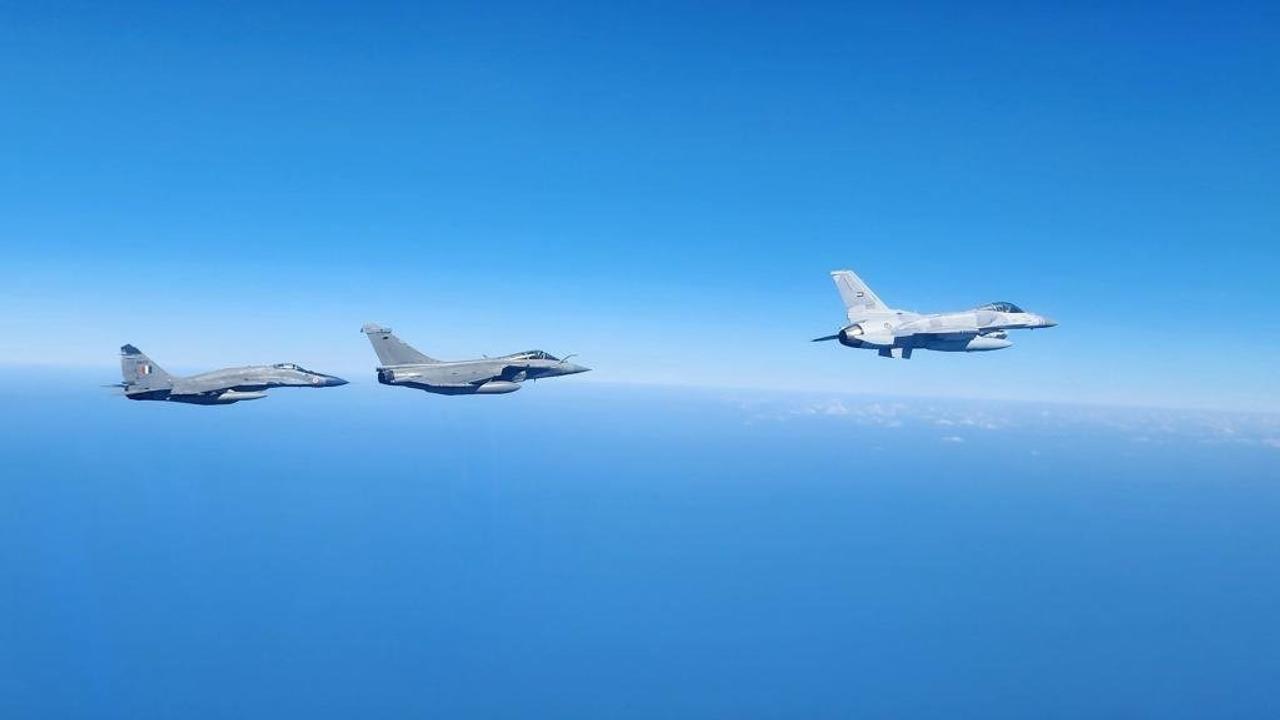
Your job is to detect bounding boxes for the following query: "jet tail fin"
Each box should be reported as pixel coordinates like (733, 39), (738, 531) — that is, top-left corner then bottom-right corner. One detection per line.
(120, 345), (174, 390)
(830, 269), (888, 320)
(361, 324), (439, 366)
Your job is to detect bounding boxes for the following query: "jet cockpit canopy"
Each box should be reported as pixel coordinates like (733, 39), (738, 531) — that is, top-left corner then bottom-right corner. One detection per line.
(509, 350), (559, 361)
(976, 301), (1025, 313)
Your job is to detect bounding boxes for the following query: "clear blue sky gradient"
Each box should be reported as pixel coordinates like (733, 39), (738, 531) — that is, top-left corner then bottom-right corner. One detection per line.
(2, 2), (1278, 410)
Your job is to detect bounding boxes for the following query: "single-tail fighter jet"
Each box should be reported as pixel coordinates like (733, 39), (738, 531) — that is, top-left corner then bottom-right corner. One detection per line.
(115, 344), (348, 404)
(361, 324), (590, 395)
(813, 269), (1056, 359)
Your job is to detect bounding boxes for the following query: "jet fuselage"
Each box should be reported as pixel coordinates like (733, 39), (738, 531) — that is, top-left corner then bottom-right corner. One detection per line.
(816, 271), (1056, 359)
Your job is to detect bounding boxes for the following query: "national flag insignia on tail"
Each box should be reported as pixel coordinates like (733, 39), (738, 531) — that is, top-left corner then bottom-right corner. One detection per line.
(140, 364), (151, 375)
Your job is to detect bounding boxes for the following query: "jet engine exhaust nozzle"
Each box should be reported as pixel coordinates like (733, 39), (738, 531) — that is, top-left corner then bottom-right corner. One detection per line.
(838, 325), (864, 347)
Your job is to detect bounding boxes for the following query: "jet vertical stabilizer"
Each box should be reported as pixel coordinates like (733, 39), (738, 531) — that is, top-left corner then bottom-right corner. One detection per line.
(120, 344), (173, 391)
(361, 324), (439, 366)
(830, 270), (889, 321)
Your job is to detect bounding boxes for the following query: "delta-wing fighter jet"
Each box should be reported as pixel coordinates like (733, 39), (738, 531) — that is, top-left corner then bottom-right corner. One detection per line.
(115, 344), (348, 404)
(813, 269), (1056, 359)
(362, 324), (590, 395)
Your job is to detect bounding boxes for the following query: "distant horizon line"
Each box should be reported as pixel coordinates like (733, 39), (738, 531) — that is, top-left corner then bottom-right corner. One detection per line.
(2, 360), (1275, 418)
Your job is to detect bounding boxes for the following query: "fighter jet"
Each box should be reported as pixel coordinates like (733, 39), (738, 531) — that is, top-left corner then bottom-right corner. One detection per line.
(115, 344), (348, 404)
(361, 324), (590, 395)
(812, 269), (1056, 359)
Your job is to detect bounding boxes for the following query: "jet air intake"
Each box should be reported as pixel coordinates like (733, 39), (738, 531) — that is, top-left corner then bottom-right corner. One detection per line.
(377, 368), (426, 385)
(964, 336), (1013, 352)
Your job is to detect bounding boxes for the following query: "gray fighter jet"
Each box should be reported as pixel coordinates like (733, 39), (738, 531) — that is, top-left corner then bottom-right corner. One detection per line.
(362, 324), (590, 395)
(813, 269), (1056, 359)
(115, 344), (348, 404)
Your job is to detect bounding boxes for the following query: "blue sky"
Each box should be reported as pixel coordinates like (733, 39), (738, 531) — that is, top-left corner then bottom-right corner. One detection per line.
(2, 2), (1278, 410)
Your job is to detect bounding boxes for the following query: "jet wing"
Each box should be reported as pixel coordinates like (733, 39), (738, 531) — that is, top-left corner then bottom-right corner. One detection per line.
(904, 331), (979, 341)
(169, 378), (236, 395)
(892, 317), (980, 340)
(410, 362), (506, 386)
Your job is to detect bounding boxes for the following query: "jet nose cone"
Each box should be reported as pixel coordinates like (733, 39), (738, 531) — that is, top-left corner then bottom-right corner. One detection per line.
(564, 363), (591, 375)
(1040, 316), (1058, 328)
(326, 375), (350, 387)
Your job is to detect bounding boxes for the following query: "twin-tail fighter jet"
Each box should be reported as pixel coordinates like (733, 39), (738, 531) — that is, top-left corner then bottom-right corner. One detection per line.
(361, 324), (591, 395)
(812, 269), (1056, 359)
(115, 344), (348, 404)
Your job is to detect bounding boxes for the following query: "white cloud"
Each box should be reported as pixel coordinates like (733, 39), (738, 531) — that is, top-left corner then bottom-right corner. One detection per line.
(730, 392), (1280, 453)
